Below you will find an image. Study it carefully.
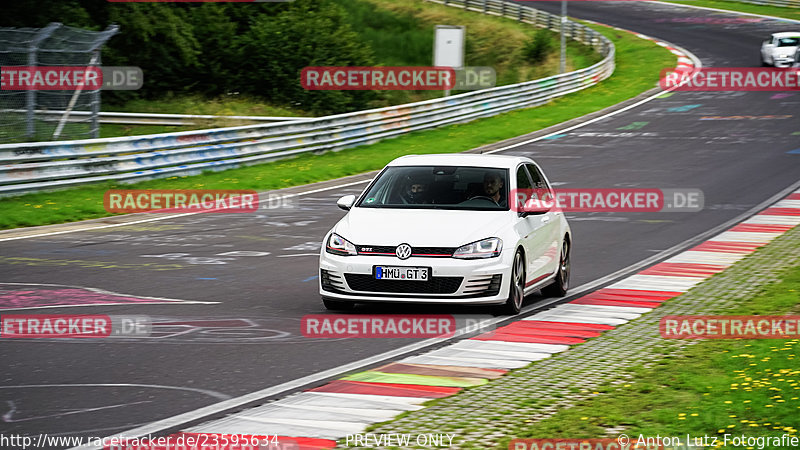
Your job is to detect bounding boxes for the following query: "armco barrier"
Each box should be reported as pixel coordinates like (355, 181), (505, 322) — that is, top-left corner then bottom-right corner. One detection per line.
(0, 109), (312, 126)
(730, 0), (799, 7)
(0, 0), (614, 197)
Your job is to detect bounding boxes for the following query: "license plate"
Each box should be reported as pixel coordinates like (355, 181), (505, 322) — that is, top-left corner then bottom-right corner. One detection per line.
(375, 266), (429, 281)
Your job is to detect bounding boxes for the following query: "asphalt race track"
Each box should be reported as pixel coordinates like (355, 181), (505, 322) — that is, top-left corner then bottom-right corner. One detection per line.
(1, 1), (799, 446)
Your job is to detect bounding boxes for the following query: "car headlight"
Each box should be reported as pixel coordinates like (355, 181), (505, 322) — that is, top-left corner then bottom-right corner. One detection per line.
(326, 233), (357, 256)
(452, 238), (502, 259)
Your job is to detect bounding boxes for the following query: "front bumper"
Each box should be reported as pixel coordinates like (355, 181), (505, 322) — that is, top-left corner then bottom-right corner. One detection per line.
(319, 252), (511, 304)
(773, 57), (795, 68)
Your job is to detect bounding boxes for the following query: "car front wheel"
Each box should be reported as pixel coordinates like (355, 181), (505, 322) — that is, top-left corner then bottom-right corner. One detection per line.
(497, 249), (525, 315)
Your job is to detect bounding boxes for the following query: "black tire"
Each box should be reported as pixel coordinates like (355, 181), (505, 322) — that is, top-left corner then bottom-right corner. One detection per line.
(542, 238), (570, 297)
(322, 298), (355, 311)
(496, 249), (525, 315)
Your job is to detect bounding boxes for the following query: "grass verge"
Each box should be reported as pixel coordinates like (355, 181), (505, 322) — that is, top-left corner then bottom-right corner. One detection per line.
(504, 253), (800, 447)
(660, 0), (800, 21)
(0, 21), (675, 230)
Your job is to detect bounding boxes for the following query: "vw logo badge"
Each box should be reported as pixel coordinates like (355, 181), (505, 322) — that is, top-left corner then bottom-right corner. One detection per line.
(395, 243), (412, 260)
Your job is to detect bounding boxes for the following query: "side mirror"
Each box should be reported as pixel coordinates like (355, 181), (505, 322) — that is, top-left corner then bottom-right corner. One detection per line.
(518, 204), (551, 217)
(512, 188), (555, 216)
(337, 194), (356, 211)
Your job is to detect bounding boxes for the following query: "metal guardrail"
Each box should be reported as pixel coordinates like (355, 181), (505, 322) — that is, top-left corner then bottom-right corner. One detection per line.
(0, 0), (615, 197)
(1, 110), (312, 126)
(729, 0), (799, 7)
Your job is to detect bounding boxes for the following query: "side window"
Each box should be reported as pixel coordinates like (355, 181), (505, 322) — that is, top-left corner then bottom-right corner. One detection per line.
(525, 163), (550, 190)
(516, 166), (533, 190)
(515, 166), (533, 211)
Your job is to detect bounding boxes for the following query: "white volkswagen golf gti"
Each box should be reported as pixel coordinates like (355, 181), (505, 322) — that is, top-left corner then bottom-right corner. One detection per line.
(318, 154), (571, 315)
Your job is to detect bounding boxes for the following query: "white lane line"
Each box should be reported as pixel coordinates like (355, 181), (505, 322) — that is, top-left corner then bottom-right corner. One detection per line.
(276, 253), (319, 258)
(0, 179), (372, 243)
(0, 383), (230, 400)
(0, 282), (218, 311)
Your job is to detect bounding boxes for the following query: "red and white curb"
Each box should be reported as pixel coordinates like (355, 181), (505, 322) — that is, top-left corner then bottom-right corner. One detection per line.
(152, 189), (800, 449)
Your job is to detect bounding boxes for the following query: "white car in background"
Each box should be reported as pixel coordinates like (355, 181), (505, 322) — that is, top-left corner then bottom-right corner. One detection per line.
(318, 154), (571, 315)
(761, 32), (800, 67)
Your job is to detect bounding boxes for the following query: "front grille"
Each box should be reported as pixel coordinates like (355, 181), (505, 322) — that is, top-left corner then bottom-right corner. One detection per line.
(357, 245), (456, 258)
(344, 274), (463, 294)
(320, 269), (345, 293)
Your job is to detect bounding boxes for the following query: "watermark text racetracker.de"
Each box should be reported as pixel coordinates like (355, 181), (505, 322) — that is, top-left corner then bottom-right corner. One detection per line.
(301, 314), (495, 338)
(1, 66), (143, 90)
(660, 315), (800, 339)
(0, 314), (150, 338)
(301, 66), (496, 90)
(103, 189), (296, 213)
(660, 67), (800, 91)
(511, 188), (703, 213)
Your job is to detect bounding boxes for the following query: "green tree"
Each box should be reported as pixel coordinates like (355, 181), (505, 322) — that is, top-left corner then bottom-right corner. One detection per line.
(234, 0), (379, 114)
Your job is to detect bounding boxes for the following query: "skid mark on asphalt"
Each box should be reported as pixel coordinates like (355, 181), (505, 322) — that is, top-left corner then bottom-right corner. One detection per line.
(0, 283), (215, 311)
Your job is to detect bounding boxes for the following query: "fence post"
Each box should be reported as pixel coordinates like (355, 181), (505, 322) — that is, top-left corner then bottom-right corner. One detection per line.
(90, 50), (101, 138)
(25, 22), (60, 139)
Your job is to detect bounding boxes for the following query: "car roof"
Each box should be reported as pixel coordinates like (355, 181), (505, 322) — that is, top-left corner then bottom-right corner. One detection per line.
(387, 153), (534, 169)
(771, 32), (800, 38)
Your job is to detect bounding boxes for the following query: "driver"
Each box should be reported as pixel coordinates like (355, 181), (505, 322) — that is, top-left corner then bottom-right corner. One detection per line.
(482, 172), (504, 204)
(402, 176), (431, 204)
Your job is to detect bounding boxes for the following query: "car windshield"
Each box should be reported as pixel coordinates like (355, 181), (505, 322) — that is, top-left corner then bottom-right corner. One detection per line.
(777, 37), (800, 47)
(356, 165), (509, 210)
